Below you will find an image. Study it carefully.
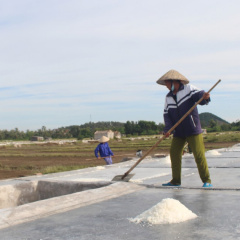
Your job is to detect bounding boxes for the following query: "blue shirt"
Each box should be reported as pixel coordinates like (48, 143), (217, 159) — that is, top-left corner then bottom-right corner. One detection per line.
(94, 142), (114, 158)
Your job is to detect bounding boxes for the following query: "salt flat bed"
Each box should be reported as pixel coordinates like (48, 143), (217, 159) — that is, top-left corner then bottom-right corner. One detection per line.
(0, 144), (240, 239)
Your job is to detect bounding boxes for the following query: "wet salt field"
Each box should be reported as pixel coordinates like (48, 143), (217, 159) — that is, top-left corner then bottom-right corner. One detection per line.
(0, 143), (240, 239)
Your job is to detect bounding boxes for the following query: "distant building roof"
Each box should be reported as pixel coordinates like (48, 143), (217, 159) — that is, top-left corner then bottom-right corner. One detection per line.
(94, 130), (113, 133)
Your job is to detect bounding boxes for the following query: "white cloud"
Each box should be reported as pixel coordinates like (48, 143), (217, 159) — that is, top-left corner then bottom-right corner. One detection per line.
(0, 0), (239, 130)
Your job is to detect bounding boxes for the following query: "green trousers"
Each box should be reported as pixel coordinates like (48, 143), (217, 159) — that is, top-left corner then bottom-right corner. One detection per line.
(170, 133), (211, 185)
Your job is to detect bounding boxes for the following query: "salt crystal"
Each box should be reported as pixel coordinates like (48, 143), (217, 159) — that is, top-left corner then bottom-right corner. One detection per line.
(96, 166), (105, 170)
(129, 198), (197, 225)
(205, 150), (221, 156)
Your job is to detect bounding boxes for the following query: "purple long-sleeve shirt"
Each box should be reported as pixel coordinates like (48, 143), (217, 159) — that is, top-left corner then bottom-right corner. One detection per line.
(163, 84), (210, 138)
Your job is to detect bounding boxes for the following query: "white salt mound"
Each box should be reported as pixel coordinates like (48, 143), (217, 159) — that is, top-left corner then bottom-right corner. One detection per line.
(205, 150), (221, 156)
(129, 198), (197, 225)
(164, 155), (171, 163)
(96, 166), (105, 170)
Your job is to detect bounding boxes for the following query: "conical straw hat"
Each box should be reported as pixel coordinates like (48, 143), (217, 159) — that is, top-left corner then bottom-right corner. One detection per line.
(156, 69), (189, 85)
(99, 136), (109, 143)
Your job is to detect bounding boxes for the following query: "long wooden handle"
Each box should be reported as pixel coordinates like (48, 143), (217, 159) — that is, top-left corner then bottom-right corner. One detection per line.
(121, 79), (221, 179)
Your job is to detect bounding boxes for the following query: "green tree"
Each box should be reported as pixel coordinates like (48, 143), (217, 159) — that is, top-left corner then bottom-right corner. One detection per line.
(78, 128), (92, 140)
(209, 119), (217, 128)
(124, 121), (135, 135)
(221, 123), (231, 131)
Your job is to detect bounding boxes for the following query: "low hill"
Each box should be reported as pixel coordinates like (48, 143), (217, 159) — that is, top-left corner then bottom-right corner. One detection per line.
(199, 112), (229, 127)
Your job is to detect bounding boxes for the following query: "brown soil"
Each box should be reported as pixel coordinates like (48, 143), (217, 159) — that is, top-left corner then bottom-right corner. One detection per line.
(0, 142), (237, 180)
(204, 142), (237, 149)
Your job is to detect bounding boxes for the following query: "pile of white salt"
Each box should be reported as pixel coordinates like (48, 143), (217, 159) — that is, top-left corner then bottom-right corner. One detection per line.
(129, 198), (197, 225)
(95, 166), (105, 170)
(205, 150), (221, 156)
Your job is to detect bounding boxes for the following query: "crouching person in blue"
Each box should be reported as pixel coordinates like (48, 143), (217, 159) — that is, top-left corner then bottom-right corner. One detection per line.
(156, 69), (212, 188)
(94, 136), (114, 165)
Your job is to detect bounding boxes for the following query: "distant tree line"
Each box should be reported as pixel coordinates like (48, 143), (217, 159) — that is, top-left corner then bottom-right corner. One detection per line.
(124, 121), (165, 136)
(0, 122), (125, 141)
(206, 119), (240, 133)
(0, 119), (239, 141)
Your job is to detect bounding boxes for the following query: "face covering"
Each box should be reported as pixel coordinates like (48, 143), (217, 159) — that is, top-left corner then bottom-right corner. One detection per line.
(171, 83), (175, 92)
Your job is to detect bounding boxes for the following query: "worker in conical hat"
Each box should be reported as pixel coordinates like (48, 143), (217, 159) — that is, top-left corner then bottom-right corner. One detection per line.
(157, 69), (212, 188)
(156, 69), (189, 85)
(94, 136), (114, 165)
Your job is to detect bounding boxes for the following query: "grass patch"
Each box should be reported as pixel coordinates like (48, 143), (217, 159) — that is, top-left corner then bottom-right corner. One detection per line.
(42, 165), (89, 174)
(204, 131), (240, 142)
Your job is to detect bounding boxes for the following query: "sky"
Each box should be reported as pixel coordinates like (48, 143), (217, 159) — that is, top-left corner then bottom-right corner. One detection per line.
(0, 0), (239, 131)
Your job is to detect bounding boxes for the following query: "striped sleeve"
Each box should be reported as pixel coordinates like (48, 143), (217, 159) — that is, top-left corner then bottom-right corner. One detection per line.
(163, 98), (174, 133)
